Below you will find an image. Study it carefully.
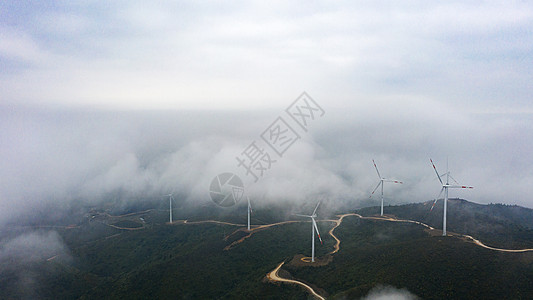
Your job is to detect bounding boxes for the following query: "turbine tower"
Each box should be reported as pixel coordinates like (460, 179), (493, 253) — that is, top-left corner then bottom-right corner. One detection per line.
(370, 159), (403, 216)
(294, 201), (323, 263)
(430, 159), (473, 236)
(247, 196), (252, 231)
(164, 193), (174, 223)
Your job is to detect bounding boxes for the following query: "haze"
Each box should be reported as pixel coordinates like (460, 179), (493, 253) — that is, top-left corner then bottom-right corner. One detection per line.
(1, 1), (532, 225)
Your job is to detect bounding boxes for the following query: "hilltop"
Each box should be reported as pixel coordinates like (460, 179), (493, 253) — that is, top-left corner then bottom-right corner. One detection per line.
(359, 198), (533, 249)
(1, 199), (533, 299)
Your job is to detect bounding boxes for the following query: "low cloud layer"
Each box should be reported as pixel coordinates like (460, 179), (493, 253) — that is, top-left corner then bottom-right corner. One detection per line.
(1, 1), (532, 224)
(0, 230), (70, 265)
(362, 285), (419, 300)
(1, 100), (532, 225)
(0, 230), (71, 298)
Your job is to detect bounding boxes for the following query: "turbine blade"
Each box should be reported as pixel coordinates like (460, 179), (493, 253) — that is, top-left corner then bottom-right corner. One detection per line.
(369, 181), (382, 198)
(372, 159), (382, 179)
(385, 179), (403, 184)
(448, 174), (460, 185)
(293, 214), (311, 218)
(430, 199), (438, 211)
(448, 185), (474, 189)
(430, 159), (443, 185)
(312, 201), (321, 215)
(312, 218), (323, 245)
(430, 187), (445, 212)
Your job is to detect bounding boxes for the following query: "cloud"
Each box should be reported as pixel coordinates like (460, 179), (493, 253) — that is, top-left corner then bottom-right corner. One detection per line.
(0, 230), (71, 298)
(0, 230), (70, 265)
(0, 1), (532, 224)
(1, 99), (532, 226)
(0, 28), (47, 63)
(0, 1), (532, 110)
(362, 285), (419, 300)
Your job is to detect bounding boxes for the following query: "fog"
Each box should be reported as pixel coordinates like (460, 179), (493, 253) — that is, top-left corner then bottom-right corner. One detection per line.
(362, 285), (419, 300)
(1, 99), (532, 225)
(1, 1), (532, 225)
(0, 230), (71, 298)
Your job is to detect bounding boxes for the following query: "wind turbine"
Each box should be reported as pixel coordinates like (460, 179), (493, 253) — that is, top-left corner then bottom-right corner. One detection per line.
(369, 159), (403, 216)
(164, 193), (174, 223)
(247, 195), (252, 231)
(294, 201), (323, 263)
(430, 159), (473, 236)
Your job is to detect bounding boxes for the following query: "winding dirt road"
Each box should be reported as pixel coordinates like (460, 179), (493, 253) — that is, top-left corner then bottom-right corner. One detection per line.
(107, 224), (145, 230)
(464, 235), (533, 253)
(267, 212), (533, 298)
(266, 215), (354, 299)
(353, 214), (533, 253)
(353, 213), (435, 230)
(224, 221), (301, 250)
(324, 213), (359, 255)
(267, 262), (325, 300)
(180, 220), (246, 226)
(104, 209), (154, 218)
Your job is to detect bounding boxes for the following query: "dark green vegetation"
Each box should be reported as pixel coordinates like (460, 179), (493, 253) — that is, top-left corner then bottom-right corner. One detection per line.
(0, 207), (333, 300)
(288, 217), (533, 299)
(1, 199), (533, 299)
(359, 198), (533, 249)
(111, 220), (143, 228)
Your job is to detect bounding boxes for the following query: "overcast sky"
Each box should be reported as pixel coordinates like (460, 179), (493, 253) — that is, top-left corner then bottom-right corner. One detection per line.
(1, 1), (533, 224)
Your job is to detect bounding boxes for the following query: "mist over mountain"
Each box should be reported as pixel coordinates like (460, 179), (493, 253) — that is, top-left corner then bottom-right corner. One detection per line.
(2, 1), (532, 226)
(2, 103), (532, 226)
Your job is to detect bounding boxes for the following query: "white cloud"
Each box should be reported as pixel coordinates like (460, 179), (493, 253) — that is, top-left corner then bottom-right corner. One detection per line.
(1, 1), (531, 111)
(0, 28), (48, 63)
(0, 2), (532, 224)
(0, 230), (71, 298)
(1, 100), (532, 225)
(0, 230), (70, 265)
(362, 285), (419, 300)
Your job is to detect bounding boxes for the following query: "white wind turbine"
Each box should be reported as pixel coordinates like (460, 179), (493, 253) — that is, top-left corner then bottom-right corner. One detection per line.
(247, 195), (252, 231)
(294, 201), (323, 263)
(369, 159), (403, 216)
(430, 159), (473, 236)
(164, 193), (174, 223)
